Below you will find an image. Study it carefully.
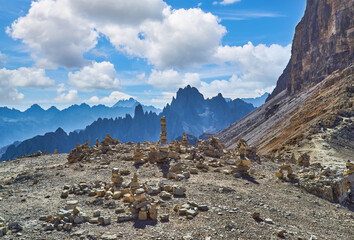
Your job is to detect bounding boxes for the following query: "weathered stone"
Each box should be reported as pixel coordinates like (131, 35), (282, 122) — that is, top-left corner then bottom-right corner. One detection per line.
(252, 212), (262, 221)
(190, 168), (198, 174)
(89, 218), (99, 224)
(98, 216), (111, 225)
(73, 215), (84, 224)
(178, 208), (187, 216)
(93, 210), (100, 217)
(160, 191), (172, 199)
(186, 209), (197, 217)
(148, 205), (158, 220)
(264, 218), (274, 224)
(123, 194), (134, 203)
(173, 186), (186, 196)
(298, 173), (348, 203)
(276, 229), (286, 238)
(167, 172), (177, 180)
(63, 223), (72, 231)
(297, 153), (310, 167)
(96, 190), (105, 197)
(147, 186), (161, 195)
(138, 211), (148, 221)
(160, 214), (169, 222)
(44, 223), (54, 231)
(112, 191), (122, 199)
(197, 205), (209, 211)
(134, 193), (147, 202)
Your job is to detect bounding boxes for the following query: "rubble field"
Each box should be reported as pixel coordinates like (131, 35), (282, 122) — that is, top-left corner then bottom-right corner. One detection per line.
(0, 135), (353, 240)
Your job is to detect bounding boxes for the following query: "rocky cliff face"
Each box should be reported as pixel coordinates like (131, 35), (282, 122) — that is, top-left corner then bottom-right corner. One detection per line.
(217, 0), (354, 169)
(268, 0), (354, 101)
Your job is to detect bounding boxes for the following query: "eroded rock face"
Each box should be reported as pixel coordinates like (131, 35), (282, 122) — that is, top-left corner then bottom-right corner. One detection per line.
(344, 162), (354, 202)
(267, 0), (354, 100)
(268, 0), (354, 100)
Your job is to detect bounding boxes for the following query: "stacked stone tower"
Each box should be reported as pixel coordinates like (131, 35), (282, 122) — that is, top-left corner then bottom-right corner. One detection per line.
(160, 116), (167, 144)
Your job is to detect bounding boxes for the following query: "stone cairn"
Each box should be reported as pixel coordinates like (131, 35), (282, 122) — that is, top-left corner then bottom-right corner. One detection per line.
(133, 142), (145, 164)
(67, 134), (121, 163)
(56, 167), (208, 226)
(148, 117), (170, 163)
(160, 116), (167, 144)
(276, 165), (296, 180)
(181, 133), (189, 147)
(231, 139), (258, 177)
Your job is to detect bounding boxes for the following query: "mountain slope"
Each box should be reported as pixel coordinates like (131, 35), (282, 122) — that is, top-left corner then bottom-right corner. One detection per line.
(217, 0), (353, 170)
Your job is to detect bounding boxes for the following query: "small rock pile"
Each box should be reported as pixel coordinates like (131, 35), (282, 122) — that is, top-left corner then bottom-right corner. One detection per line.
(39, 200), (111, 232)
(234, 139), (260, 162)
(230, 139), (258, 177)
(174, 201), (208, 220)
(56, 169), (207, 226)
(297, 165), (348, 203)
(167, 162), (191, 181)
(344, 162), (354, 202)
(276, 165), (296, 180)
(67, 135), (120, 163)
(0, 217), (23, 237)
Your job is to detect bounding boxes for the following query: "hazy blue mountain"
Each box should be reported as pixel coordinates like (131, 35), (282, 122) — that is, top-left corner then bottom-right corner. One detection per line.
(113, 98), (159, 113)
(241, 93), (269, 107)
(1, 86), (256, 161)
(0, 99), (160, 148)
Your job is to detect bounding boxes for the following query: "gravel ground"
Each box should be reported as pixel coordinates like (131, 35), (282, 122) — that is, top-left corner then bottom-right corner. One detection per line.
(0, 153), (353, 240)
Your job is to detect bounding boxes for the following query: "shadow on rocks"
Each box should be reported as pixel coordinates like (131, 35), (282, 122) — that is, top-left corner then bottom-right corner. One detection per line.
(132, 219), (158, 229)
(156, 161), (170, 178)
(241, 175), (260, 185)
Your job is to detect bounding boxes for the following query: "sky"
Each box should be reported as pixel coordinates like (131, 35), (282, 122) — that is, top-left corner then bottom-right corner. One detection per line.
(0, 0), (306, 110)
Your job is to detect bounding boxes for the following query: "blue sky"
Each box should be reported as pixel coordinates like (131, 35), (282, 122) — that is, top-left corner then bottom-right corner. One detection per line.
(0, 0), (306, 110)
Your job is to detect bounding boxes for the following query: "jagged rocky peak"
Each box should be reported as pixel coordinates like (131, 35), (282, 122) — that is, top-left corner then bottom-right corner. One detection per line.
(113, 98), (139, 108)
(134, 104), (144, 119)
(268, 0), (354, 101)
(26, 104), (44, 112)
(173, 85), (205, 105)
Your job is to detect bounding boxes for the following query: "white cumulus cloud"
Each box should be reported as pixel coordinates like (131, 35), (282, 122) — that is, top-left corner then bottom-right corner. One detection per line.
(7, 1), (226, 70)
(68, 61), (121, 92)
(148, 69), (201, 90)
(54, 90), (78, 103)
(7, 0), (98, 69)
(0, 67), (54, 103)
(87, 91), (134, 105)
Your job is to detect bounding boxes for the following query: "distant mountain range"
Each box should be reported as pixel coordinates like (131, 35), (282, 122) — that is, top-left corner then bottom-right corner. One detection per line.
(1, 86), (256, 161)
(0, 100), (160, 148)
